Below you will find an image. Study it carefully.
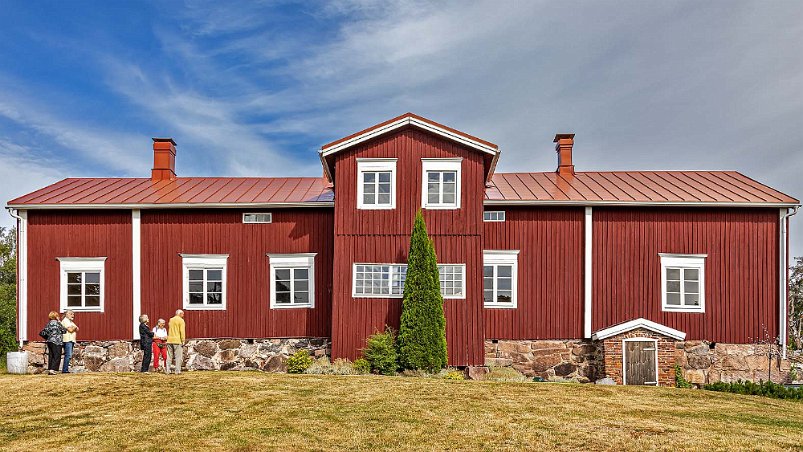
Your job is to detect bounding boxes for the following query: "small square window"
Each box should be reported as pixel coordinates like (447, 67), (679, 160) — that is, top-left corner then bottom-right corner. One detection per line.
(182, 255), (228, 310)
(58, 258), (106, 312)
(357, 159), (397, 209)
(421, 159), (461, 209)
(269, 254), (316, 309)
(483, 251), (519, 309)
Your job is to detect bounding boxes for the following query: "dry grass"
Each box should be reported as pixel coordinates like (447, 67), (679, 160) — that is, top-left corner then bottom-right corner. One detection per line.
(1, 372), (801, 451)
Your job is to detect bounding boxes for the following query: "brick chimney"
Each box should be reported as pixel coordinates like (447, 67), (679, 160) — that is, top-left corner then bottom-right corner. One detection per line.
(554, 133), (575, 176)
(151, 138), (177, 181)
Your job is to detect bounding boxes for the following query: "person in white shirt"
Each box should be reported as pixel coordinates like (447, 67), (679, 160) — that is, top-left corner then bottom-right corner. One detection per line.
(151, 318), (169, 372)
(61, 310), (79, 374)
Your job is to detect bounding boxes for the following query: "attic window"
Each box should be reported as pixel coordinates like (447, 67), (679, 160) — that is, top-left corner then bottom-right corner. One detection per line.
(483, 211), (505, 222)
(243, 213), (272, 224)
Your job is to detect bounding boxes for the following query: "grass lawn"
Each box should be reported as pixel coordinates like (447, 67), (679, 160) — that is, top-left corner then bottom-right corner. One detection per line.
(0, 372), (801, 451)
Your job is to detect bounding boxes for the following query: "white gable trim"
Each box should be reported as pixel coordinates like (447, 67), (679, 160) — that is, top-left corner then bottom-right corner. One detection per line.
(592, 318), (686, 341)
(320, 116), (499, 157)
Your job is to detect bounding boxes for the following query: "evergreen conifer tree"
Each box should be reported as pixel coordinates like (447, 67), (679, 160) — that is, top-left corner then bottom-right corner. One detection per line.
(397, 211), (447, 370)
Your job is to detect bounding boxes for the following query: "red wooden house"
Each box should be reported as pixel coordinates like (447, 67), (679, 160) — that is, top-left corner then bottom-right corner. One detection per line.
(7, 113), (799, 385)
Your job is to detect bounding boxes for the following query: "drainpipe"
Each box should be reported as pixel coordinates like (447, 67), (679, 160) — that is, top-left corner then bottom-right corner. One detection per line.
(6, 207), (24, 351)
(781, 206), (799, 359)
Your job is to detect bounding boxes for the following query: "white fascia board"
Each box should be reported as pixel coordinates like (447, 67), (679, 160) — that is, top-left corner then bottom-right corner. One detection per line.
(320, 117), (499, 158)
(483, 200), (801, 208)
(592, 318), (686, 341)
(7, 202), (334, 210)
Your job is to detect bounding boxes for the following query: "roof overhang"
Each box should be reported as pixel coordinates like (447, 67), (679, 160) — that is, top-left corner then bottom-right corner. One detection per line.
(5, 202), (334, 210)
(483, 200), (801, 208)
(319, 113), (500, 184)
(592, 318), (686, 341)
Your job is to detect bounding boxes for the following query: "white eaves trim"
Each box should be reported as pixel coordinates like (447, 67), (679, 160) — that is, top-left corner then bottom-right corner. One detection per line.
(483, 200), (800, 208)
(320, 116), (499, 157)
(592, 318), (686, 341)
(6, 202), (334, 210)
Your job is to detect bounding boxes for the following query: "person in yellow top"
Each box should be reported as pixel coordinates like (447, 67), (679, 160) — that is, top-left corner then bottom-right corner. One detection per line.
(61, 310), (79, 374)
(166, 309), (186, 375)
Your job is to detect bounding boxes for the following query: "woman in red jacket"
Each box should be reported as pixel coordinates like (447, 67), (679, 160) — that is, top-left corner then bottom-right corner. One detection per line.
(151, 318), (168, 372)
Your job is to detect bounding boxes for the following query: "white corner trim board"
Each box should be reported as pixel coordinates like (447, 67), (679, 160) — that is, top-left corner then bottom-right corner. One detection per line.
(584, 206), (592, 339)
(132, 209), (141, 340)
(592, 318), (686, 341)
(13, 210), (28, 342)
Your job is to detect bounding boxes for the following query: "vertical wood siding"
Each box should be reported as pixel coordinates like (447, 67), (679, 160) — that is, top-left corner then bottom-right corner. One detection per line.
(141, 209), (334, 339)
(483, 207), (584, 339)
(26, 210), (132, 341)
(331, 127), (486, 365)
(593, 207), (780, 342)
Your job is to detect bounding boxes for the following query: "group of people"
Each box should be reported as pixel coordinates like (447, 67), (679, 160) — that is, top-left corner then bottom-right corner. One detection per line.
(40, 309), (186, 375)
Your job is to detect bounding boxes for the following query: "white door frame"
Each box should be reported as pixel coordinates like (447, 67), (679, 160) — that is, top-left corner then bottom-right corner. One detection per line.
(622, 337), (659, 386)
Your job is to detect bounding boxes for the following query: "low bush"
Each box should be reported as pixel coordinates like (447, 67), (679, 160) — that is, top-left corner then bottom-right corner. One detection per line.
(353, 358), (371, 375)
(675, 365), (693, 388)
(286, 350), (313, 374)
(305, 357), (363, 375)
(703, 380), (803, 400)
(484, 366), (528, 383)
(437, 368), (465, 380)
(399, 369), (431, 378)
(364, 327), (398, 376)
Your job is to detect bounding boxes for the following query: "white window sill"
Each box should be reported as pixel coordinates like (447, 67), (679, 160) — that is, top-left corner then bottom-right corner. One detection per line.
(63, 307), (104, 313)
(271, 304), (314, 309)
(662, 306), (704, 313)
(423, 205), (460, 210)
(352, 294), (404, 299)
(183, 305), (227, 311)
(484, 304), (517, 309)
(357, 205), (396, 210)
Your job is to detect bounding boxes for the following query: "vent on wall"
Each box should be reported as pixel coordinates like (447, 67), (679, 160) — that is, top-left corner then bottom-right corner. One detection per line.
(242, 213), (272, 224)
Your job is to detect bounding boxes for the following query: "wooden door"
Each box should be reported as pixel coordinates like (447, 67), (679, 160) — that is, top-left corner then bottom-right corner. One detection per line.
(624, 341), (657, 385)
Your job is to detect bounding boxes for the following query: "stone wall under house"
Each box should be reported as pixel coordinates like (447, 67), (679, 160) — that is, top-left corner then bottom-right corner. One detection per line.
(484, 339), (603, 382)
(21, 338), (330, 374)
(485, 335), (798, 386)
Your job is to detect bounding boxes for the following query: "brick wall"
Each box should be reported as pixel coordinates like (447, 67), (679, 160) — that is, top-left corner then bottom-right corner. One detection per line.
(600, 328), (678, 387)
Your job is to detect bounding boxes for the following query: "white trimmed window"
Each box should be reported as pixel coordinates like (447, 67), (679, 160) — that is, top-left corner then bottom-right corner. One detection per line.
(59, 258), (105, 312)
(483, 211), (505, 222)
(421, 158), (461, 209)
(353, 263), (465, 299)
(269, 254), (316, 309)
(483, 251), (519, 308)
(357, 158), (396, 209)
(660, 254), (706, 312)
(181, 254), (228, 310)
(243, 213), (272, 224)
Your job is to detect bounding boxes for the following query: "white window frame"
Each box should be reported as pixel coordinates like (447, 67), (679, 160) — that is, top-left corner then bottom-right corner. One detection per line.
(659, 253), (706, 313)
(483, 211), (505, 222)
(483, 250), (519, 309)
(181, 254), (228, 311)
(352, 263), (466, 299)
(357, 158), (397, 210)
(421, 158), (462, 209)
(58, 257), (106, 313)
(268, 253), (316, 309)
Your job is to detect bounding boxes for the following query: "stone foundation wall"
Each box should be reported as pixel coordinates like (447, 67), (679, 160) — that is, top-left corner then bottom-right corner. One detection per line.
(677, 341), (794, 385)
(22, 338), (330, 374)
(600, 329), (676, 387)
(484, 340), (602, 382)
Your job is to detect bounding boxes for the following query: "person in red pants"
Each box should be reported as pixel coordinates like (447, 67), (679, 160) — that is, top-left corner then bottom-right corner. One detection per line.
(152, 318), (169, 372)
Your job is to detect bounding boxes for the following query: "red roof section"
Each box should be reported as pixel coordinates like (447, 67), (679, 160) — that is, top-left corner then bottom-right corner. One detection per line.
(8, 171), (797, 207)
(486, 171), (798, 205)
(8, 177), (334, 207)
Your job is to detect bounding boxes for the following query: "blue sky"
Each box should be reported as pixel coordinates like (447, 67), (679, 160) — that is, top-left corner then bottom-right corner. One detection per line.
(1, 1), (802, 255)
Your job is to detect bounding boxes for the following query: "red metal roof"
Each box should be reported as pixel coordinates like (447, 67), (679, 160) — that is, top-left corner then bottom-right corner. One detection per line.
(7, 171), (797, 208)
(8, 177), (334, 207)
(486, 171), (799, 206)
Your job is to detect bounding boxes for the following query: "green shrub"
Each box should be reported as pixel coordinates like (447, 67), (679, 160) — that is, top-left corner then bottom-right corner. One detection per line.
(675, 365), (693, 388)
(364, 327), (398, 376)
(353, 358), (371, 375)
(703, 380), (803, 400)
(397, 211), (448, 372)
(286, 350), (313, 374)
(484, 366), (528, 383)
